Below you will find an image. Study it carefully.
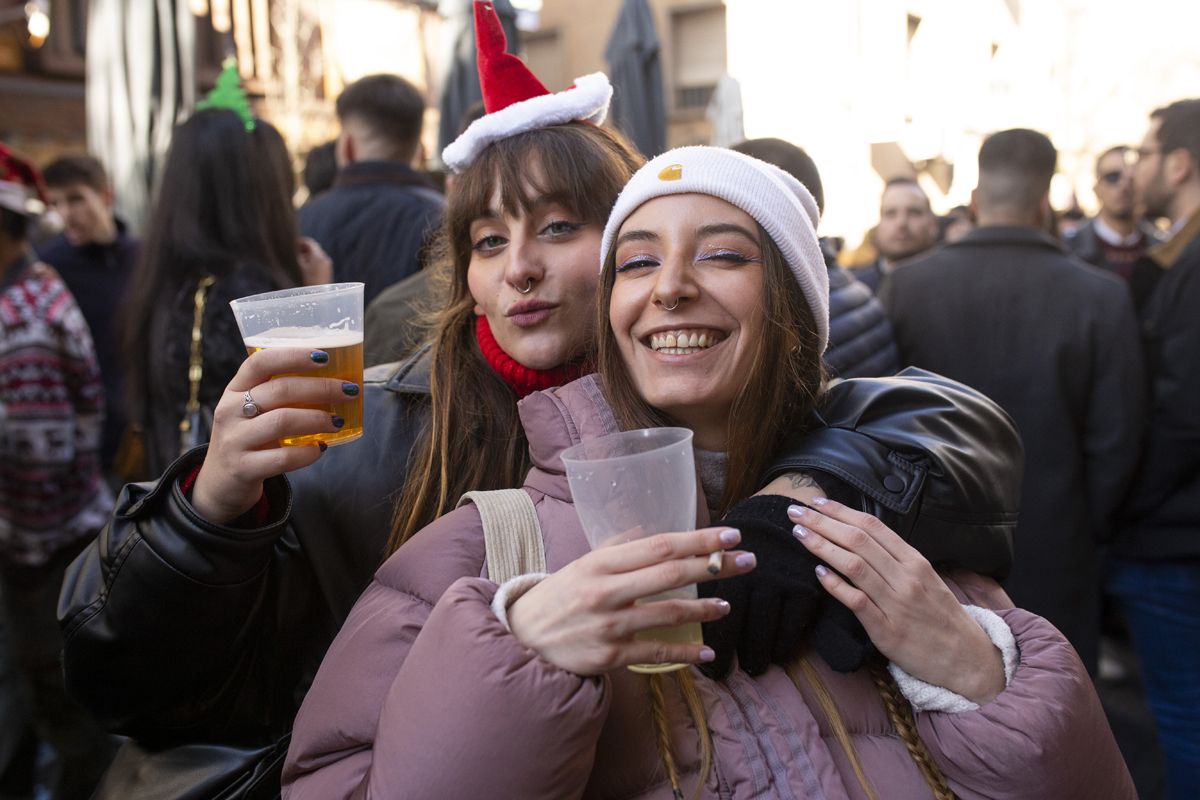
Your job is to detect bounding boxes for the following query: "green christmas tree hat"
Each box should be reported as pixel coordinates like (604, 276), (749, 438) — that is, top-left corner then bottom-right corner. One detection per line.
(196, 58), (256, 131)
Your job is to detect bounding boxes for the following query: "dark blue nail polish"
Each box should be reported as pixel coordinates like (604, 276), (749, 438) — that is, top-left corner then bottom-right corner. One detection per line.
(311, 350), (329, 363)
(331, 415), (345, 429)
(341, 382), (359, 396)
(318, 441), (328, 452)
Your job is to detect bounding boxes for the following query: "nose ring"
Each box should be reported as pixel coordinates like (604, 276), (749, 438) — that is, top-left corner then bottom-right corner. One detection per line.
(516, 279), (533, 294)
(663, 298), (680, 312)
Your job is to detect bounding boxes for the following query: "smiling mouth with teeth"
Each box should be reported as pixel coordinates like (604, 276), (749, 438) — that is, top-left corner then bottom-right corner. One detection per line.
(647, 329), (725, 355)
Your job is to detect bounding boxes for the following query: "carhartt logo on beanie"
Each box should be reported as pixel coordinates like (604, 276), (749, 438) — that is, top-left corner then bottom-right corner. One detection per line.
(601, 146), (831, 353)
(658, 164), (683, 181)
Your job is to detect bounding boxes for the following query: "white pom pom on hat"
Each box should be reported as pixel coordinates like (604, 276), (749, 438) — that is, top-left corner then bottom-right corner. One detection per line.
(441, 2), (613, 173)
(600, 146), (830, 353)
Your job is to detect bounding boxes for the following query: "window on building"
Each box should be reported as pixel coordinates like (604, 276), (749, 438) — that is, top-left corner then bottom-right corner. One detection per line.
(671, 5), (726, 113)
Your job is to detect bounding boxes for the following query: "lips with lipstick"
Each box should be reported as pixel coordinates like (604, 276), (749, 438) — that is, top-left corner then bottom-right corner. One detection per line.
(506, 299), (559, 328)
(646, 328), (725, 355)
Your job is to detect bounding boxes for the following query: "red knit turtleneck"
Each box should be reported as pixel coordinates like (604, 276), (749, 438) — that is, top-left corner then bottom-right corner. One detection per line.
(475, 315), (589, 398)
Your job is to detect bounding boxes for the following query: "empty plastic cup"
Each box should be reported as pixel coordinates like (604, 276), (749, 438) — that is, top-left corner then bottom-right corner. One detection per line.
(561, 427), (701, 673)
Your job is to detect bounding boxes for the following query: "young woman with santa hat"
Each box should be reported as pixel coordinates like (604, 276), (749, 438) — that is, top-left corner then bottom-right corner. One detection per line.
(59, 2), (639, 794)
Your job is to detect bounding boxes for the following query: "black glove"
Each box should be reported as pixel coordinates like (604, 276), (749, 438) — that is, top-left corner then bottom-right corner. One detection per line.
(810, 595), (876, 673)
(698, 495), (823, 678)
(698, 493), (879, 678)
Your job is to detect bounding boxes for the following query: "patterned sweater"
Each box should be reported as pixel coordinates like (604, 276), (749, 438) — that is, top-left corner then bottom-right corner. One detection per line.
(0, 252), (111, 566)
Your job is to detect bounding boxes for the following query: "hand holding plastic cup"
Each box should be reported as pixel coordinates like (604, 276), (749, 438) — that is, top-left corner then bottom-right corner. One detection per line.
(229, 282), (364, 447)
(561, 427), (701, 673)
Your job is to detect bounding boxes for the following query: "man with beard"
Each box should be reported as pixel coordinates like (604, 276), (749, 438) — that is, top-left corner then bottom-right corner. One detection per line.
(849, 177), (939, 292)
(1066, 145), (1163, 280)
(1108, 98), (1200, 800)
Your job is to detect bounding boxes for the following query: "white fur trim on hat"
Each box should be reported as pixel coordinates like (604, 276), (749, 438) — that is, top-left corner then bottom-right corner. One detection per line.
(600, 146), (830, 353)
(441, 72), (613, 173)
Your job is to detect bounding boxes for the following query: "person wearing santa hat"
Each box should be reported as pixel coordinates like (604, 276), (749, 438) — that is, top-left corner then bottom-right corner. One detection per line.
(59, 2), (640, 794)
(0, 143), (115, 799)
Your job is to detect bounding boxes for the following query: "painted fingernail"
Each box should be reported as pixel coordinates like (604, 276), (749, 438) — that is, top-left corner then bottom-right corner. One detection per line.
(341, 382), (359, 396)
(698, 647), (716, 663)
(735, 553), (756, 569)
(318, 441), (328, 452)
(811, 496), (829, 506)
(331, 415), (345, 428)
(815, 564), (830, 578)
(719, 528), (740, 546)
(793, 524), (808, 539)
(788, 504), (807, 518)
(311, 350), (329, 363)
(712, 599), (731, 613)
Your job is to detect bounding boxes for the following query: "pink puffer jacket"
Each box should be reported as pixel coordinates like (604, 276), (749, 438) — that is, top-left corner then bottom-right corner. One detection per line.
(282, 376), (1134, 800)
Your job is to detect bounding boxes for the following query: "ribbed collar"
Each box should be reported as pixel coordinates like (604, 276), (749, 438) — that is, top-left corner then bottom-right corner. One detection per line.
(475, 315), (589, 398)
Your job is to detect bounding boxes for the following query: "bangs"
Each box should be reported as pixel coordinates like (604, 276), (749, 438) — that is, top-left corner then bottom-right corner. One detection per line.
(448, 124), (639, 239)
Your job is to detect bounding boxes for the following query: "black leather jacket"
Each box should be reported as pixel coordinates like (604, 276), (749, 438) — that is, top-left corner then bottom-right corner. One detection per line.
(59, 359), (1021, 750)
(768, 368), (1022, 580)
(60, 350), (433, 742)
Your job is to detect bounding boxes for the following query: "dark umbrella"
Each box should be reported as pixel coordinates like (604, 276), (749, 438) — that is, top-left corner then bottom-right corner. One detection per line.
(86, 0), (195, 232)
(604, 0), (666, 158)
(437, 0), (520, 159)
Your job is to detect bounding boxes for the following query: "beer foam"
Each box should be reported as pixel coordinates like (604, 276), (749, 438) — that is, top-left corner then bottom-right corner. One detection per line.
(244, 327), (363, 349)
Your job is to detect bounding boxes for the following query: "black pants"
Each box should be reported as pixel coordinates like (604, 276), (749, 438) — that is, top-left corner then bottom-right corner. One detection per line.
(0, 543), (116, 800)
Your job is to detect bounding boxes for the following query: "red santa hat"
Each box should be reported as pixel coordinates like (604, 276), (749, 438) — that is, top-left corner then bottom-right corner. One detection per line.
(441, 1), (612, 173)
(0, 143), (48, 218)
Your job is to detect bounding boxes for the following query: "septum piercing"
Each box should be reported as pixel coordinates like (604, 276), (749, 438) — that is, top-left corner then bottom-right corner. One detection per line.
(663, 298), (680, 311)
(516, 279), (533, 294)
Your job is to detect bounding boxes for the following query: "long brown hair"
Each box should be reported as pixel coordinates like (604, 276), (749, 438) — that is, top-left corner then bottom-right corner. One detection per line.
(596, 223), (826, 516)
(387, 123), (643, 553)
(596, 210), (825, 796)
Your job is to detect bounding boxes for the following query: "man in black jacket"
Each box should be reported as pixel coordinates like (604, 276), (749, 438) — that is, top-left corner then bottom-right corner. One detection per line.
(1108, 98), (1200, 799)
(850, 177), (939, 293)
(881, 129), (1144, 674)
(297, 75), (444, 306)
(38, 155), (139, 478)
(1065, 145), (1162, 281)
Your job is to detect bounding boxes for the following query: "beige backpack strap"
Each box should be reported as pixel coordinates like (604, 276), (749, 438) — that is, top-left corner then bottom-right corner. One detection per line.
(458, 489), (547, 584)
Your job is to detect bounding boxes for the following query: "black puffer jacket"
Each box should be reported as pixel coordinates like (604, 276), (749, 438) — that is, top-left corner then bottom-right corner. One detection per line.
(58, 362), (1019, 794)
(824, 259), (900, 379)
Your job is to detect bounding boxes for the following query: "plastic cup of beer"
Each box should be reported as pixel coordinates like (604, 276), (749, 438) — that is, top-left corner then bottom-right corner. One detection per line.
(560, 427), (701, 674)
(229, 282), (364, 447)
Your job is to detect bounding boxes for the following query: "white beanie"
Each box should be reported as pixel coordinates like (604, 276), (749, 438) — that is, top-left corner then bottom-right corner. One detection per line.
(600, 146), (830, 353)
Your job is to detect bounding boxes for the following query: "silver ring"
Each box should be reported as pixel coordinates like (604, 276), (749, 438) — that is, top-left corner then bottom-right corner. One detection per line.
(241, 390), (260, 418)
(516, 279), (533, 294)
(663, 298), (680, 311)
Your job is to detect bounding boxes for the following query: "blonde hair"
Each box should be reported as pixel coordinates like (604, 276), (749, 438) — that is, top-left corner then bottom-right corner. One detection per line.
(647, 672), (713, 800)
